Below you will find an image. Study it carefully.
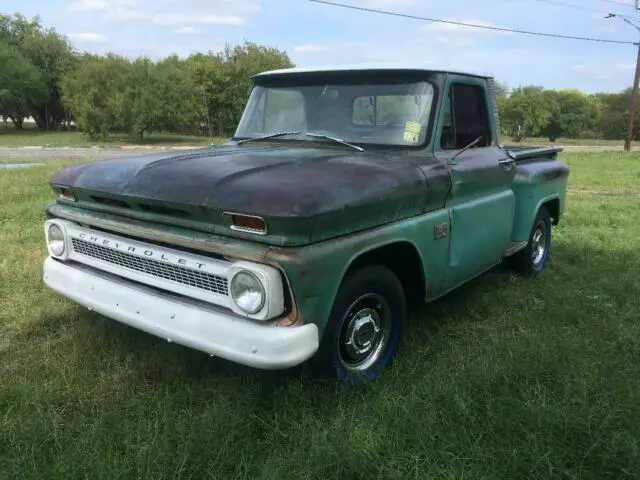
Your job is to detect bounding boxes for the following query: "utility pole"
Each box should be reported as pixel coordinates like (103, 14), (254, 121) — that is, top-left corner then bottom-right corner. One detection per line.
(607, 14), (640, 152)
(628, 43), (640, 152)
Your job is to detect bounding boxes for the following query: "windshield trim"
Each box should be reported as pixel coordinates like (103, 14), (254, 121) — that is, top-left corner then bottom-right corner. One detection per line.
(232, 78), (440, 151)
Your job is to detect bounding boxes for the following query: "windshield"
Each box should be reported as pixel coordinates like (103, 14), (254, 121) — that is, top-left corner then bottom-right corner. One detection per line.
(234, 80), (435, 147)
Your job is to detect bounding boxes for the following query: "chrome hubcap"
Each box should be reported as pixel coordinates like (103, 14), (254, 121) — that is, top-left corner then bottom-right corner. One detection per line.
(338, 294), (391, 372)
(531, 223), (547, 265)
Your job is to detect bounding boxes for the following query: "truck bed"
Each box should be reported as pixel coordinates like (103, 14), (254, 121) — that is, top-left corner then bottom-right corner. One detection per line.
(502, 145), (563, 161)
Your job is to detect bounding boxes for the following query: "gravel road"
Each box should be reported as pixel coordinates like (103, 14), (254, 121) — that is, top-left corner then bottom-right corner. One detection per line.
(0, 146), (202, 160)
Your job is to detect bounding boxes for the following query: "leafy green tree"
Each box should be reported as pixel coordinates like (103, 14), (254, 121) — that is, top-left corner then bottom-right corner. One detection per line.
(119, 56), (205, 140)
(64, 54), (207, 140)
(499, 85), (550, 141)
(593, 89), (640, 141)
(187, 42), (294, 136)
(0, 40), (46, 128)
(152, 56), (206, 135)
(21, 28), (76, 129)
(184, 53), (226, 136)
(0, 12), (40, 44)
(219, 42), (294, 129)
(60, 53), (128, 138)
(0, 13), (76, 130)
(541, 89), (599, 141)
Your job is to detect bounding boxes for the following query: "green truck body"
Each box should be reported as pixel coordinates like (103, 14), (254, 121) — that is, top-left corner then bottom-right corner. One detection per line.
(43, 66), (569, 383)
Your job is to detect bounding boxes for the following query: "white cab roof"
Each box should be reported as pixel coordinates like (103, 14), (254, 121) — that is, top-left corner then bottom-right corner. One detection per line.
(254, 63), (494, 79)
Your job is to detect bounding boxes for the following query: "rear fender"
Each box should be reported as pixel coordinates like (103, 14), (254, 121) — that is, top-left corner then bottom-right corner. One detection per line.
(510, 159), (569, 241)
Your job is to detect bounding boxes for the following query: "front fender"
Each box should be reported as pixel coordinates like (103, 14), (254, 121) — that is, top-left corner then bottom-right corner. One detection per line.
(267, 208), (451, 335)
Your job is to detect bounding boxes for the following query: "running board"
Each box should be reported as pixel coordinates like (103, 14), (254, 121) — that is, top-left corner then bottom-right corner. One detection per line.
(504, 240), (527, 257)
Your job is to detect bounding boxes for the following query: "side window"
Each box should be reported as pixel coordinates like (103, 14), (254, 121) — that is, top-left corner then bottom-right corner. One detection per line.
(264, 89), (306, 132)
(353, 96), (375, 125)
(352, 94), (433, 126)
(440, 89), (455, 149)
(440, 83), (492, 150)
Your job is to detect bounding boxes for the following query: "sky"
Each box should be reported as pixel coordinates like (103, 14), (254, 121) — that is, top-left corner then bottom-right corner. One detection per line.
(2, 0), (640, 93)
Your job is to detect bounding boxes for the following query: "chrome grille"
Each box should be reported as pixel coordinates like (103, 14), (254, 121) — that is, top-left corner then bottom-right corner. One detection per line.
(71, 238), (228, 296)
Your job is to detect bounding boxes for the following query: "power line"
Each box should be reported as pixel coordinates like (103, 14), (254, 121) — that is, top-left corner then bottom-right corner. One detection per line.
(307, 0), (638, 45)
(600, 0), (635, 6)
(532, 0), (638, 19)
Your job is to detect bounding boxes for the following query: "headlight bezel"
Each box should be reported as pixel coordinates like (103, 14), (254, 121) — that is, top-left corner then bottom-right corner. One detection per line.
(44, 220), (70, 260)
(227, 261), (285, 321)
(230, 270), (266, 315)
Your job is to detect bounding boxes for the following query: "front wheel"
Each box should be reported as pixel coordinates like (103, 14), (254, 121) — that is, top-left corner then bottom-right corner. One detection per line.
(311, 266), (406, 384)
(511, 207), (552, 277)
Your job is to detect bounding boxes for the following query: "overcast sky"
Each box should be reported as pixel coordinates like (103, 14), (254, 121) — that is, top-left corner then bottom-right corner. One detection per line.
(3, 0), (640, 93)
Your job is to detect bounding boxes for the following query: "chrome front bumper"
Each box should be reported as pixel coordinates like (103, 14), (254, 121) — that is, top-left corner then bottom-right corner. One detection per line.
(43, 257), (319, 369)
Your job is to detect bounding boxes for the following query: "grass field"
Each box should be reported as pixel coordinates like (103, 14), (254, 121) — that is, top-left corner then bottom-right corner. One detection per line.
(1, 153), (639, 479)
(502, 136), (636, 147)
(0, 123), (635, 149)
(0, 123), (223, 148)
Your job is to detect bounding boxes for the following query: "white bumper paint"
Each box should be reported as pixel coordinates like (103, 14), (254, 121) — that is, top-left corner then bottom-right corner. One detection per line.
(43, 257), (319, 369)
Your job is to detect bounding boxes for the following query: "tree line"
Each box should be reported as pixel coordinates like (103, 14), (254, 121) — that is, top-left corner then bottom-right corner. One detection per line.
(496, 84), (637, 142)
(0, 12), (636, 142)
(0, 13), (293, 139)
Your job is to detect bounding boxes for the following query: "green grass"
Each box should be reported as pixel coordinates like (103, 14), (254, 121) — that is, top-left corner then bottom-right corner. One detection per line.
(503, 136), (636, 147)
(1, 153), (640, 479)
(0, 123), (632, 149)
(0, 123), (225, 148)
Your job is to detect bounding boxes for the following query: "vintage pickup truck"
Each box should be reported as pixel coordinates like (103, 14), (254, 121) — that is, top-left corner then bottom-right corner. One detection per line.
(42, 65), (569, 383)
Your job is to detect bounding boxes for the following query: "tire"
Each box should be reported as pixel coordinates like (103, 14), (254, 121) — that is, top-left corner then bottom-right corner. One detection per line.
(511, 207), (552, 277)
(311, 265), (406, 384)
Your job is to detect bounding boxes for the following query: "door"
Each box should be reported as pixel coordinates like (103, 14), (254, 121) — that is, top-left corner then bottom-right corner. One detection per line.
(435, 76), (516, 291)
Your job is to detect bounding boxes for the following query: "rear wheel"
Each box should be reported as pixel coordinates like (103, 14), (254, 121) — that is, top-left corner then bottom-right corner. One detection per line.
(311, 266), (405, 384)
(511, 207), (552, 277)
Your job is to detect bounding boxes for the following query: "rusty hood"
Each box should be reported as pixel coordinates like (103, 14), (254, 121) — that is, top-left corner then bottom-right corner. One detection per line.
(50, 145), (436, 246)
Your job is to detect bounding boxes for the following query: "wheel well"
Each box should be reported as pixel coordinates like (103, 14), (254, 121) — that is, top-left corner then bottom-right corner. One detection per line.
(345, 242), (426, 306)
(542, 198), (560, 225)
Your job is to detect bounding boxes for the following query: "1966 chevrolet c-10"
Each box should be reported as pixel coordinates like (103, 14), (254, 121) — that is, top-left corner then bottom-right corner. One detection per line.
(42, 65), (569, 383)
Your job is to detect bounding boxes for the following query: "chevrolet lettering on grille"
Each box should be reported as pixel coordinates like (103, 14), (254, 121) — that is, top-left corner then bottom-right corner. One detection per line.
(77, 232), (207, 270)
(65, 225), (232, 302)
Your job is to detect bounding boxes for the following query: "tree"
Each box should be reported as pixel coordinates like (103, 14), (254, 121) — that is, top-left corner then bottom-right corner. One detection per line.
(593, 89), (640, 141)
(541, 89), (599, 142)
(60, 53), (128, 139)
(0, 40), (46, 128)
(499, 85), (550, 141)
(63, 54), (207, 140)
(21, 28), (76, 129)
(186, 41), (294, 136)
(119, 56), (205, 140)
(0, 13), (76, 130)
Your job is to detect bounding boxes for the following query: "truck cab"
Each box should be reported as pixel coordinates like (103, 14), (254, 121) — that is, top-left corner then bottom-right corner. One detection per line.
(43, 65), (570, 383)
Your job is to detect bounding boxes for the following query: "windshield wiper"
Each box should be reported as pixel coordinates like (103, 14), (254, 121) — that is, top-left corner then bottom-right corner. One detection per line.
(236, 131), (301, 145)
(302, 132), (364, 152)
(236, 130), (364, 152)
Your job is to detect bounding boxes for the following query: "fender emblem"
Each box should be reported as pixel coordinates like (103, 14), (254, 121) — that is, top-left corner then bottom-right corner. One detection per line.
(434, 222), (449, 239)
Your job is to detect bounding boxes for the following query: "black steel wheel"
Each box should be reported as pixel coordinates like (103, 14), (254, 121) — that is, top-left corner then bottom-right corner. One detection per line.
(511, 207), (552, 277)
(312, 265), (406, 384)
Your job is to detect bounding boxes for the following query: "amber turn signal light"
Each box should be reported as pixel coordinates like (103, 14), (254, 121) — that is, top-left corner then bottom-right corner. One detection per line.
(54, 186), (76, 202)
(229, 214), (267, 234)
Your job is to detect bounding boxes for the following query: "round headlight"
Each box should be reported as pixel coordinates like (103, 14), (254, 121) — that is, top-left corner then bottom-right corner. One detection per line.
(47, 224), (66, 256)
(230, 271), (265, 314)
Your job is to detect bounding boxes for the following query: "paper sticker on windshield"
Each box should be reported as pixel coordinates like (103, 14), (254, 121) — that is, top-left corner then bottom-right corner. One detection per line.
(404, 121), (421, 144)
